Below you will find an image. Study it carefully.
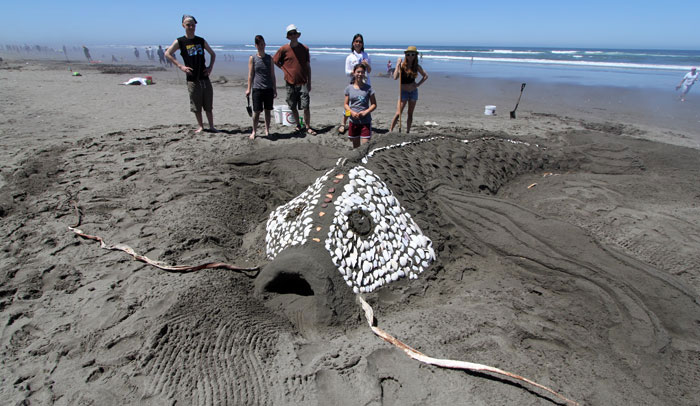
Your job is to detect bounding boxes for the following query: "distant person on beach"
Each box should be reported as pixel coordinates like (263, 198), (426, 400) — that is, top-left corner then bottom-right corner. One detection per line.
(387, 60), (393, 75)
(273, 24), (316, 135)
(344, 63), (377, 148)
(157, 45), (166, 65)
(82, 45), (92, 62)
(246, 35), (277, 140)
(134, 47), (140, 60)
(676, 67), (698, 102)
(338, 33), (371, 134)
(165, 14), (217, 133)
(390, 46), (428, 133)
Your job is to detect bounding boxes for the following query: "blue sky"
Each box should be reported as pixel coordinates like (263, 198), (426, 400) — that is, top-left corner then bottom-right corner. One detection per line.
(4, 1), (698, 49)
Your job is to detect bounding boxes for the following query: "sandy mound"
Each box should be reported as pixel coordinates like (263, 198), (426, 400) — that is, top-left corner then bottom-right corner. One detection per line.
(2, 125), (700, 405)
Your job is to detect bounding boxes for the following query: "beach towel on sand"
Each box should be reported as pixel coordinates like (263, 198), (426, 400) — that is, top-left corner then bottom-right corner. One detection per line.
(122, 77), (152, 86)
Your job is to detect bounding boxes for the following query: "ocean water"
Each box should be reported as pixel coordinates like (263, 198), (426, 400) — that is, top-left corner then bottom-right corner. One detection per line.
(211, 44), (700, 90)
(19, 43), (699, 90)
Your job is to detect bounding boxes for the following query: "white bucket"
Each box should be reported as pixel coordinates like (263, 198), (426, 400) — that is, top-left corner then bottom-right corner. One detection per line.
(273, 105), (295, 126)
(484, 105), (497, 115)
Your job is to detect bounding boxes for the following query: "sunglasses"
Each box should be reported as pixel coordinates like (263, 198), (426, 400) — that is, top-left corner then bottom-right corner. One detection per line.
(405, 52), (417, 56)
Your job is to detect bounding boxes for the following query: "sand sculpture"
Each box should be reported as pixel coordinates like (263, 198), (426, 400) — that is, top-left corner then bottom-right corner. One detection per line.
(70, 136), (577, 404)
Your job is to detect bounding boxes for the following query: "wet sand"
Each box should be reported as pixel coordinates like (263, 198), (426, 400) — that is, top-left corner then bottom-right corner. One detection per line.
(1, 58), (699, 405)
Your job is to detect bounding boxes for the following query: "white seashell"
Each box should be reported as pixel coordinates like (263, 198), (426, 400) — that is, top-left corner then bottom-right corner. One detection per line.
(397, 269), (405, 278)
(407, 247), (415, 257)
(353, 286), (359, 294)
(428, 246), (435, 260)
(335, 247), (343, 260)
(399, 256), (408, 267)
(391, 272), (399, 282)
(384, 275), (391, 284)
(388, 259), (398, 272)
(421, 261), (430, 268)
(360, 286), (366, 293)
(347, 280), (353, 287)
(418, 249), (426, 260)
(362, 261), (372, 274)
(348, 251), (358, 268)
(382, 250), (391, 262)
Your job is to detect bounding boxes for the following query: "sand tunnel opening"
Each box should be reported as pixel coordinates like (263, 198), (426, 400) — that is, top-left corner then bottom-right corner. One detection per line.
(263, 272), (314, 296)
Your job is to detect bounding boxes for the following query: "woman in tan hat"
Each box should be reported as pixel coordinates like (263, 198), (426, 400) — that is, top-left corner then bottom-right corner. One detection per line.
(390, 46), (428, 133)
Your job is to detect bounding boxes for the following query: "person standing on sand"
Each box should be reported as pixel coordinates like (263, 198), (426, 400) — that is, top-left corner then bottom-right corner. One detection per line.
(390, 46), (428, 133)
(273, 24), (316, 135)
(338, 33), (371, 135)
(165, 14), (217, 133)
(82, 45), (92, 62)
(246, 35), (277, 140)
(134, 47), (140, 60)
(157, 45), (166, 65)
(344, 63), (377, 148)
(676, 67), (698, 102)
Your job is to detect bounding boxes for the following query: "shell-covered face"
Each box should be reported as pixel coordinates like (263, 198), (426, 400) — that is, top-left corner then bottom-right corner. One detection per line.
(265, 168), (334, 258)
(265, 165), (435, 294)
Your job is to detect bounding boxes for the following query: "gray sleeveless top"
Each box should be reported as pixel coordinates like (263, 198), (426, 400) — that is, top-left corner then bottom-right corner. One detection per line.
(252, 54), (273, 89)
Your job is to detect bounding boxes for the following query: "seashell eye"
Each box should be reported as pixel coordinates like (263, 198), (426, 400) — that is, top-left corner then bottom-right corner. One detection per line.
(348, 209), (373, 236)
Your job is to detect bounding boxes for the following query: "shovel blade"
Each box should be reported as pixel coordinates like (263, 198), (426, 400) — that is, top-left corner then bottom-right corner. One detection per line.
(510, 111), (516, 119)
(246, 106), (253, 117)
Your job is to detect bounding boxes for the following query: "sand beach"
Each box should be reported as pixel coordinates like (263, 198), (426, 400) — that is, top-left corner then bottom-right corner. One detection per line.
(1, 56), (699, 405)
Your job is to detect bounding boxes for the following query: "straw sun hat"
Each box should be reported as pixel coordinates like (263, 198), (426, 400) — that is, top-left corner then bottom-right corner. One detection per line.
(404, 46), (418, 54)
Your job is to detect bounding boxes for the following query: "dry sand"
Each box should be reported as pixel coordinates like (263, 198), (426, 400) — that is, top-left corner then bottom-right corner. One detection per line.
(1, 58), (700, 405)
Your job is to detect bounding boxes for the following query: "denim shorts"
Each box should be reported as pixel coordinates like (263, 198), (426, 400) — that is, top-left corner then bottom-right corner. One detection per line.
(400, 88), (418, 101)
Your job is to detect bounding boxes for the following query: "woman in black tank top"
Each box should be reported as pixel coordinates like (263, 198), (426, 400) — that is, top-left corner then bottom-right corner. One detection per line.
(390, 46), (428, 133)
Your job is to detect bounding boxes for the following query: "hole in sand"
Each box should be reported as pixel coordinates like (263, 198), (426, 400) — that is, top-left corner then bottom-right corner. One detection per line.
(264, 272), (314, 296)
(285, 204), (306, 221)
(348, 209), (373, 236)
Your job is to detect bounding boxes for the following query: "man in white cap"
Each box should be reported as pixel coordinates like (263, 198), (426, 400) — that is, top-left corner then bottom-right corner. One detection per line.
(273, 24), (316, 135)
(165, 14), (217, 133)
(676, 67), (698, 102)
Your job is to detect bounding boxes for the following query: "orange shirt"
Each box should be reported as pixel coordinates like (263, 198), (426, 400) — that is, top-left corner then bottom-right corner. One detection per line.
(273, 43), (310, 85)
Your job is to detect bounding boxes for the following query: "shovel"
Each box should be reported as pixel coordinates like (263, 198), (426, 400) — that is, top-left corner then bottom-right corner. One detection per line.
(510, 83), (526, 119)
(246, 96), (252, 117)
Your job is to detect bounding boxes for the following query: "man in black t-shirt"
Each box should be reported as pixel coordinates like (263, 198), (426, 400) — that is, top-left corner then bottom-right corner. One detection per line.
(165, 14), (217, 133)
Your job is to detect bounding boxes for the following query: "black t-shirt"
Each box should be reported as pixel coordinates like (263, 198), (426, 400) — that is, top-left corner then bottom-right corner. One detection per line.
(177, 35), (207, 81)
